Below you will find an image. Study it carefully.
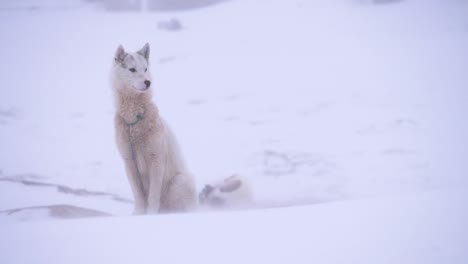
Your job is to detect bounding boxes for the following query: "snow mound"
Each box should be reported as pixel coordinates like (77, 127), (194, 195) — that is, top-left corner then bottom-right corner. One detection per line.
(0, 191), (466, 264)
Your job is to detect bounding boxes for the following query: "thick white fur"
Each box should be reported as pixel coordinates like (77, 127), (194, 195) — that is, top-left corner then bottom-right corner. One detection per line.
(112, 43), (196, 214)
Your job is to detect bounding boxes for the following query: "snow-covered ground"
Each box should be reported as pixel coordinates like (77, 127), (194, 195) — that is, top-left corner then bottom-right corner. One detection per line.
(0, 0), (467, 262)
(1, 191), (467, 264)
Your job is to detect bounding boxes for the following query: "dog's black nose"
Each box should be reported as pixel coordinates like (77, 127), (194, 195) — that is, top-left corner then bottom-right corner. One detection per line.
(144, 80), (151, 88)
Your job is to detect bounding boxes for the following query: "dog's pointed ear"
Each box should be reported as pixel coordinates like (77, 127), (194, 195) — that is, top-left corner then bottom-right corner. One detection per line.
(137, 43), (150, 61)
(219, 179), (242, 193)
(115, 45), (127, 63)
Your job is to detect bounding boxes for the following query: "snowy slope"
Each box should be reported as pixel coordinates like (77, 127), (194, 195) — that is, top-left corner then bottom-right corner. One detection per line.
(1, 191), (467, 264)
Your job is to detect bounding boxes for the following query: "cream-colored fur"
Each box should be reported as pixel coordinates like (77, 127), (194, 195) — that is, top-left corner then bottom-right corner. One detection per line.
(112, 43), (196, 214)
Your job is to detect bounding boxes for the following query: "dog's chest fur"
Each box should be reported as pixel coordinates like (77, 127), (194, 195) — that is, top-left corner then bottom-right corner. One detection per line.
(116, 92), (161, 143)
(115, 93), (163, 193)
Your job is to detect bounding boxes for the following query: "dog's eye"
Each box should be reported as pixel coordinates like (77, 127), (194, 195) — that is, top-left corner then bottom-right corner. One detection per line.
(145, 68), (147, 72)
(129, 68), (136, 72)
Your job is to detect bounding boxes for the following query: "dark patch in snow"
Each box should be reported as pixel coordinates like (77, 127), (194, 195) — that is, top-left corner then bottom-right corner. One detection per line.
(0, 204), (110, 220)
(402, 162), (430, 171)
(96, 0), (229, 12)
(90, 161), (103, 167)
(6, 173), (44, 181)
(0, 3), (89, 11)
(248, 120), (266, 126)
(0, 177), (132, 204)
(262, 138), (281, 145)
(251, 150), (333, 177)
(358, 118), (417, 134)
(0, 108), (16, 118)
(97, 0), (141, 11)
(157, 18), (183, 31)
(394, 118), (417, 127)
(224, 116), (239, 122)
(71, 112), (85, 119)
(158, 56), (176, 64)
(148, 0), (229, 11)
(259, 151), (296, 176)
(356, 0), (404, 5)
(0, 107), (20, 124)
(381, 148), (415, 156)
(372, 0), (405, 5)
(298, 102), (331, 116)
(356, 124), (379, 134)
(224, 94), (241, 102)
(187, 99), (206, 106)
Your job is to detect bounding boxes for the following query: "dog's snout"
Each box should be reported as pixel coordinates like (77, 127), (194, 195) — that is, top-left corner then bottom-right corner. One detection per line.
(144, 80), (151, 88)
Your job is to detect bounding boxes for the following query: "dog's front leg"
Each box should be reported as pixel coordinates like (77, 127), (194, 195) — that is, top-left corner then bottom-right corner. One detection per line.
(116, 120), (147, 215)
(146, 161), (164, 214)
(123, 159), (147, 215)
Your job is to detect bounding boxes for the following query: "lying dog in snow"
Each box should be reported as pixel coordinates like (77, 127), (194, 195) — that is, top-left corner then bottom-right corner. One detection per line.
(199, 175), (253, 209)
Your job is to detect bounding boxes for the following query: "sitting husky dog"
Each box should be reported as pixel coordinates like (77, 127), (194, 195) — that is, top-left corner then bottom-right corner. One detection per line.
(199, 175), (253, 209)
(112, 43), (196, 214)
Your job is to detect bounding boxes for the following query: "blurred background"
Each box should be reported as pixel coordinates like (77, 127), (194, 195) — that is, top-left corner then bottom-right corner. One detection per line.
(0, 0), (467, 221)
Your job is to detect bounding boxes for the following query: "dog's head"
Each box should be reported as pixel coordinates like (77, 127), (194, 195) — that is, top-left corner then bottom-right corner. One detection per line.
(112, 43), (152, 93)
